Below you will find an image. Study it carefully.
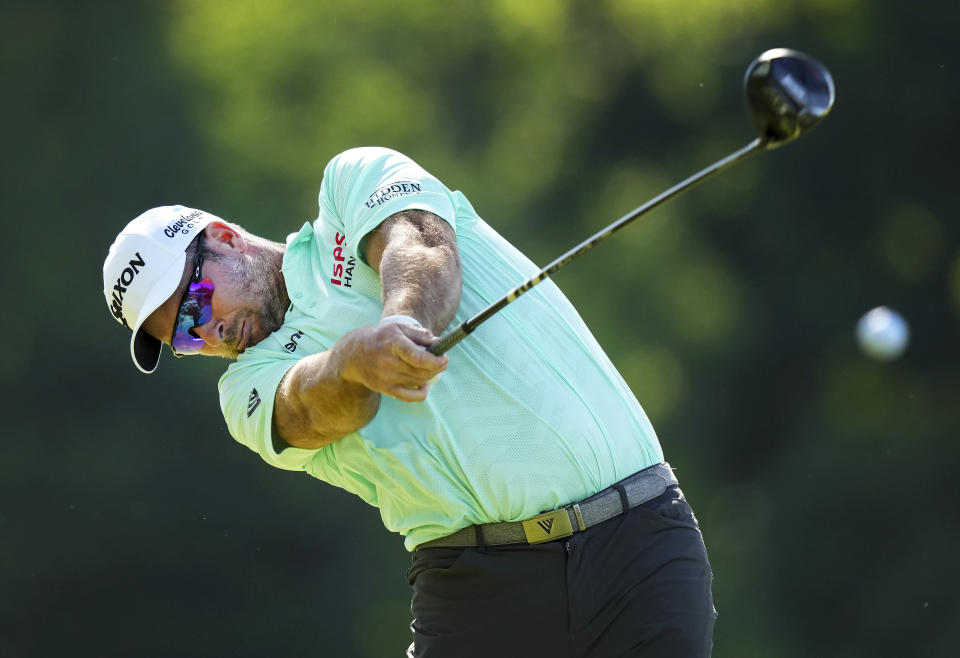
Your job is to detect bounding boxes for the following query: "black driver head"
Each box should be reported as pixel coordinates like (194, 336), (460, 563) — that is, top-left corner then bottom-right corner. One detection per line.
(744, 48), (835, 149)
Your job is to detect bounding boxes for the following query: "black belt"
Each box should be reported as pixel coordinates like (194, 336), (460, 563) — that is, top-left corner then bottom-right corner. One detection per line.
(418, 462), (678, 549)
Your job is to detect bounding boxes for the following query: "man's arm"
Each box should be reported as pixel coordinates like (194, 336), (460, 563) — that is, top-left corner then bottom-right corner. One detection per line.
(364, 209), (461, 334)
(272, 210), (461, 451)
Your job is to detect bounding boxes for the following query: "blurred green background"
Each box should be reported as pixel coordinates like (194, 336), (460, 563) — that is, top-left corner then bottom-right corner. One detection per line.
(2, 0), (958, 656)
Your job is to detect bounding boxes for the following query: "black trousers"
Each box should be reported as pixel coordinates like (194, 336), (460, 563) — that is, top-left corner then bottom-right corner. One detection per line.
(407, 486), (716, 658)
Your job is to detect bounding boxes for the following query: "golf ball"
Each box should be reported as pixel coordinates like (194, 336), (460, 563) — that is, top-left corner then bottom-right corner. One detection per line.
(856, 306), (910, 361)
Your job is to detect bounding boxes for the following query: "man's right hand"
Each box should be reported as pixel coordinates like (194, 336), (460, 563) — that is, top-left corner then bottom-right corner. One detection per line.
(337, 321), (449, 402)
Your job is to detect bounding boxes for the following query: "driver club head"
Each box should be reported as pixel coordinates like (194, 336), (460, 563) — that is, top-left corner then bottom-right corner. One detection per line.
(744, 48), (835, 149)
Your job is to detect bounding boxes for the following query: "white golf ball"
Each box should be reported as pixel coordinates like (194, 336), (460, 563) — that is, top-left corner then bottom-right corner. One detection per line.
(856, 306), (910, 361)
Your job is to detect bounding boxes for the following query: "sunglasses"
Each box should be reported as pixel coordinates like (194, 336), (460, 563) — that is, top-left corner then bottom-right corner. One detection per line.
(171, 232), (215, 356)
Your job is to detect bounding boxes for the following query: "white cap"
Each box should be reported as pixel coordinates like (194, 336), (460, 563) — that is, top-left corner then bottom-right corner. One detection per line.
(103, 205), (219, 373)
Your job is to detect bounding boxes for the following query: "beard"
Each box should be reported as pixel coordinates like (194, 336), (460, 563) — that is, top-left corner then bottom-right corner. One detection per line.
(221, 247), (289, 355)
(246, 250), (289, 339)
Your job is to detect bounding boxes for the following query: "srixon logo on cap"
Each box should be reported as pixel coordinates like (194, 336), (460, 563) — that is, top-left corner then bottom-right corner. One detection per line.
(163, 210), (204, 238)
(110, 252), (146, 328)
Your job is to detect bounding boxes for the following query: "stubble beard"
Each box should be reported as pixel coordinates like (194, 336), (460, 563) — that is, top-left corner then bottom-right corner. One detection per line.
(224, 248), (289, 356)
(251, 250), (289, 340)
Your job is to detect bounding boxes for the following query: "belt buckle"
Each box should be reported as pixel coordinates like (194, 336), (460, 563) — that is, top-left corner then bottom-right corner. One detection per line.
(521, 509), (574, 544)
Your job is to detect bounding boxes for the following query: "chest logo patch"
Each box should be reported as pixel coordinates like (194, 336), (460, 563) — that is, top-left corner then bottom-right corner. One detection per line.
(284, 330), (305, 353)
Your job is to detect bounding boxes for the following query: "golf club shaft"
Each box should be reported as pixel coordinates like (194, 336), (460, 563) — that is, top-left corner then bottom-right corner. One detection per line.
(427, 136), (765, 355)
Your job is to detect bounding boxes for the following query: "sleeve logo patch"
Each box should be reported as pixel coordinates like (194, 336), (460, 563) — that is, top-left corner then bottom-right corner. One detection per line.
(247, 388), (262, 418)
(364, 180), (422, 208)
(330, 232), (354, 287)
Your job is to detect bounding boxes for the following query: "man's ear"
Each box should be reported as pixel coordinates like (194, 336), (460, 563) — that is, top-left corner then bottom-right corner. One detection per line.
(205, 222), (248, 253)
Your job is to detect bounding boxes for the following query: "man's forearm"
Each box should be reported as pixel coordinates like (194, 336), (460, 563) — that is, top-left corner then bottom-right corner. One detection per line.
(273, 338), (381, 450)
(375, 210), (462, 334)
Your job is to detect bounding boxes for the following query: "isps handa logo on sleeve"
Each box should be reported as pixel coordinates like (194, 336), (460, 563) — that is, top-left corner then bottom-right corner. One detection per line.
(330, 232), (354, 287)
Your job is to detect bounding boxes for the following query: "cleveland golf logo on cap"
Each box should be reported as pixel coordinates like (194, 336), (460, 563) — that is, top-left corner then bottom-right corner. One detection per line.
(109, 251), (148, 328)
(163, 210), (205, 238)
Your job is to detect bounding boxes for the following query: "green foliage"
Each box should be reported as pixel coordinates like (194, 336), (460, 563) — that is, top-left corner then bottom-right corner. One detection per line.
(3, 0), (959, 656)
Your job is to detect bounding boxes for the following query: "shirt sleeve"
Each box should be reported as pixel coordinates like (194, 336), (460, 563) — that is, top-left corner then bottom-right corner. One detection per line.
(217, 355), (323, 471)
(319, 147), (458, 263)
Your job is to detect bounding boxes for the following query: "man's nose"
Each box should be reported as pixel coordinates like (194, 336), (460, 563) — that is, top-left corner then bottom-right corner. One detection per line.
(192, 319), (224, 347)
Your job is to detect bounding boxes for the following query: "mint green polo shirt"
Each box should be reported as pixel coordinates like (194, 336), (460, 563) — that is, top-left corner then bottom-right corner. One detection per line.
(219, 147), (663, 550)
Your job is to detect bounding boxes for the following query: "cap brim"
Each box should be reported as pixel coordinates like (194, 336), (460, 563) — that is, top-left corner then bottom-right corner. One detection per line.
(128, 252), (188, 374)
(132, 330), (163, 374)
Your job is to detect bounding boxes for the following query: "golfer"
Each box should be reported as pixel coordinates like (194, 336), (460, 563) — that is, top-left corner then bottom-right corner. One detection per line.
(103, 147), (716, 657)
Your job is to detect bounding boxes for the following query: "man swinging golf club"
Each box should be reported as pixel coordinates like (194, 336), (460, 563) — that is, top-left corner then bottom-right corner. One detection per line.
(103, 48), (833, 658)
(103, 145), (716, 657)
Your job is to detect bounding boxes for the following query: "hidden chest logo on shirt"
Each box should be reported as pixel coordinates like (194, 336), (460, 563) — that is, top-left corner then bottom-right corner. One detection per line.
(364, 180), (422, 208)
(330, 231), (355, 287)
(284, 330), (304, 353)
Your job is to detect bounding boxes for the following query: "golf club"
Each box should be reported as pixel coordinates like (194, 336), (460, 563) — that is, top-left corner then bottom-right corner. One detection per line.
(427, 48), (835, 355)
